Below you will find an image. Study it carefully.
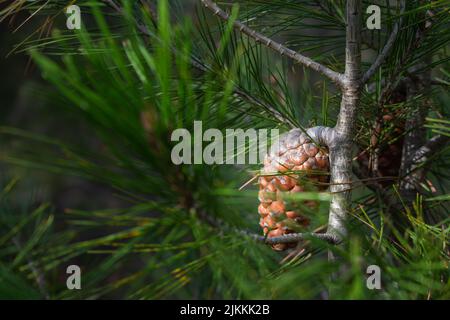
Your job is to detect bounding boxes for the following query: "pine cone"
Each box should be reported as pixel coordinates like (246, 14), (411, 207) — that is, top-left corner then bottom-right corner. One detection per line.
(357, 85), (406, 185)
(258, 129), (329, 251)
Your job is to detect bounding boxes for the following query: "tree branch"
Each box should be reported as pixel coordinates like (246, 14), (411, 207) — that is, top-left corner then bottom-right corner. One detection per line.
(101, 0), (296, 127)
(396, 134), (449, 203)
(257, 232), (341, 245)
(198, 210), (340, 247)
(306, 126), (335, 147)
(361, 0), (405, 85)
(106, 0), (363, 247)
(399, 54), (432, 201)
(200, 0), (345, 87)
(326, 0), (363, 241)
(412, 135), (449, 165)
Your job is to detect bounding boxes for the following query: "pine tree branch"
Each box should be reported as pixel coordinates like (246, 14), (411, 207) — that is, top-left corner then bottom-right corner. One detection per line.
(399, 7), (436, 203)
(361, 0), (405, 85)
(326, 0), (363, 240)
(101, 0), (295, 127)
(396, 134), (449, 201)
(198, 211), (340, 246)
(256, 232), (341, 245)
(411, 135), (449, 166)
(200, 0), (345, 87)
(224, 224), (340, 245)
(197, 1), (364, 245)
(306, 126), (335, 147)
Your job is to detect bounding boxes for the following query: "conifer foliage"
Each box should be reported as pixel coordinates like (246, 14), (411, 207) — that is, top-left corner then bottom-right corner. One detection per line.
(0, 0), (449, 299)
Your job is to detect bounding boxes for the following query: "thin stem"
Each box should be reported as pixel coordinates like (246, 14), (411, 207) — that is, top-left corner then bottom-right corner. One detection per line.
(200, 0), (344, 87)
(199, 210), (340, 246)
(257, 232), (341, 245)
(412, 135), (449, 165)
(362, 0), (405, 85)
(399, 134), (449, 200)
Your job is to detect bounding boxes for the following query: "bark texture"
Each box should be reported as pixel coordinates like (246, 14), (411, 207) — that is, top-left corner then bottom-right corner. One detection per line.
(327, 0), (362, 239)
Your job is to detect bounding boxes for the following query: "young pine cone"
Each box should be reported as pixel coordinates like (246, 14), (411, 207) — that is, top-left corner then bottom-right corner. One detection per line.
(258, 129), (329, 251)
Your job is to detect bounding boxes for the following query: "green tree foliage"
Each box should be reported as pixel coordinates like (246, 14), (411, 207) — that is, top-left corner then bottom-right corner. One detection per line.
(0, 0), (449, 299)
